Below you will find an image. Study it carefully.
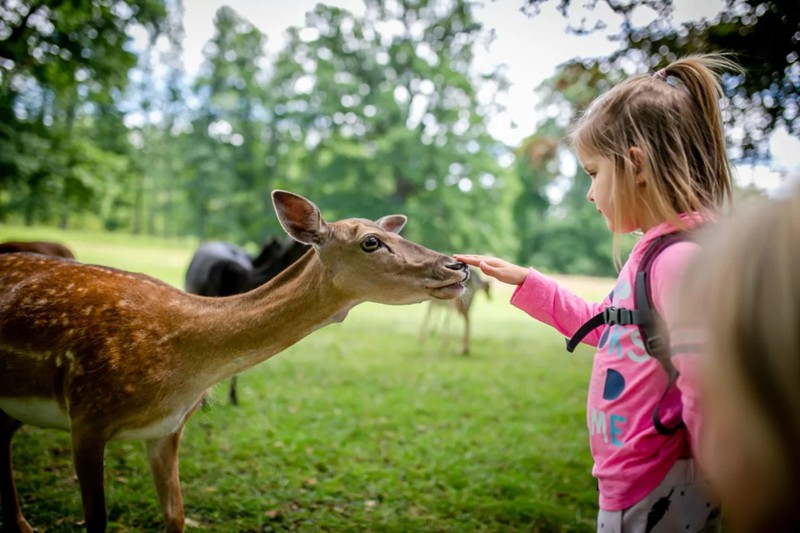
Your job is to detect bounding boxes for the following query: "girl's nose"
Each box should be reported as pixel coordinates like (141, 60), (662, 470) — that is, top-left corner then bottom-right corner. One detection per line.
(586, 186), (594, 203)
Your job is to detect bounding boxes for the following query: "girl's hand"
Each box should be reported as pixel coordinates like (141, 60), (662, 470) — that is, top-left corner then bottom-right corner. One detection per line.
(454, 254), (529, 286)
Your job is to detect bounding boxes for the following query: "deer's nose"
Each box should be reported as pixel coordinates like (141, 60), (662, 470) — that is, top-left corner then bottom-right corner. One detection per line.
(445, 260), (468, 272)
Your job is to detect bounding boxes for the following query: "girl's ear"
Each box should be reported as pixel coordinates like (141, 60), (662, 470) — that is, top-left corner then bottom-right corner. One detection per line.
(629, 147), (646, 185)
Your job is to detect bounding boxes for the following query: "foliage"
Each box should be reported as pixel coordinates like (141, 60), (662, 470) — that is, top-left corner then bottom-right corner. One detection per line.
(199, 0), (519, 255)
(0, 0), (792, 275)
(520, 0), (800, 160)
(0, 0), (171, 224)
(112, 0), (520, 257)
(512, 64), (634, 277)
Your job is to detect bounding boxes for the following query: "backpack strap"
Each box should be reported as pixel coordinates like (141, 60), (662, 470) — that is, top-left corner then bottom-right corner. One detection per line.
(636, 232), (691, 435)
(634, 232), (690, 366)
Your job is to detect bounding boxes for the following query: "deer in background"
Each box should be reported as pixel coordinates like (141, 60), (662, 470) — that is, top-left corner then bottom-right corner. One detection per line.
(184, 236), (309, 405)
(0, 240), (75, 259)
(419, 267), (491, 355)
(185, 237), (309, 298)
(0, 190), (469, 533)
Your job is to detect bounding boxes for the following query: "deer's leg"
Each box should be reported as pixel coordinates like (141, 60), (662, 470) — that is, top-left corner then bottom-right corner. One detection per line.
(417, 302), (434, 343)
(439, 309), (453, 352)
(0, 411), (33, 533)
(228, 375), (239, 406)
(461, 313), (470, 356)
(146, 429), (185, 533)
(71, 428), (108, 533)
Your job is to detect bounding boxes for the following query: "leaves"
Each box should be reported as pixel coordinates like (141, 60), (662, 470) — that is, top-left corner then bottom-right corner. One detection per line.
(521, 0), (800, 159)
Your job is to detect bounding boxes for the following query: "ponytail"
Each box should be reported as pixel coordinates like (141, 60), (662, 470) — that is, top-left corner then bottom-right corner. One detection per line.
(658, 55), (740, 208)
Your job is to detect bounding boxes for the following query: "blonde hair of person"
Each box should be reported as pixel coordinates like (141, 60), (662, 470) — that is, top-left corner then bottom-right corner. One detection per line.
(680, 188), (800, 532)
(570, 54), (738, 261)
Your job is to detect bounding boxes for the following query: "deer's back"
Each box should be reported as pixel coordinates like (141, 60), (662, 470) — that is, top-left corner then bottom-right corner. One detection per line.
(0, 253), (195, 412)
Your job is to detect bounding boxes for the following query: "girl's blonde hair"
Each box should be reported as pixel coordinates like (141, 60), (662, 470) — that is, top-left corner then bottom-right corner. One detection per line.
(570, 55), (737, 249)
(680, 189), (800, 531)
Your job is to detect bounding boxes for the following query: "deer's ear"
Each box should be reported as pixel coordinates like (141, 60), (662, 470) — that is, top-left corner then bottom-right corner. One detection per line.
(272, 190), (328, 245)
(375, 215), (407, 234)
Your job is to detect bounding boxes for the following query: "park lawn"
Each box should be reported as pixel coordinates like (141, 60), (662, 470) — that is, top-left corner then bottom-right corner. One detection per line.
(0, 225), (612, 532)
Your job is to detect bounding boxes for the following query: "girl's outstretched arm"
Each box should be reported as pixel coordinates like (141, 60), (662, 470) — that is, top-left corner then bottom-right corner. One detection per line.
(454, 254), (528, 286)
(456, 253), (610, 347)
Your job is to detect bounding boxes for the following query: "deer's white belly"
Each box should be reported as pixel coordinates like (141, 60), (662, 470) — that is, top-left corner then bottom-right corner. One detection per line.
(0, 398), (70, 430)
(0, 398), (190, 441)
(114, 411), (188, 441)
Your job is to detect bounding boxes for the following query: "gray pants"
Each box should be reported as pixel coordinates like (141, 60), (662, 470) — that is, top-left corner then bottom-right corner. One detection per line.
(597, 459), (721, 533)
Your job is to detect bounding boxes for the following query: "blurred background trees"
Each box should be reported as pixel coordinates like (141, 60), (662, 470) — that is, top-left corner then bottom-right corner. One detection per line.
(0, 0), (796, 276)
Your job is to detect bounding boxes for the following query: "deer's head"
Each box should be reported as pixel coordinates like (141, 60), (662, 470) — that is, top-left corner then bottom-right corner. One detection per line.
(273, 190), (468, 305)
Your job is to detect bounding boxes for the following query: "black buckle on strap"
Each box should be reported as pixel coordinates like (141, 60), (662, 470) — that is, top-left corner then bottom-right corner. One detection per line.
(603, 306), (633, 325)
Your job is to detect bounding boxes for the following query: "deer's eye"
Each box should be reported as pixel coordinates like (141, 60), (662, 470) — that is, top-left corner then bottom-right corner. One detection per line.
(361, 236), (381, 252)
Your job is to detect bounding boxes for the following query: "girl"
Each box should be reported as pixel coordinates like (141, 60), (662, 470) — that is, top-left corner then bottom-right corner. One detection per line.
(677, 189), (800, 532)
(456, 55), (737, 532)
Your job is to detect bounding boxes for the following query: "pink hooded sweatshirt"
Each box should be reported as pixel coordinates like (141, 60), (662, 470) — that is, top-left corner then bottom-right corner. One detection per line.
(510, 219), (701, 511)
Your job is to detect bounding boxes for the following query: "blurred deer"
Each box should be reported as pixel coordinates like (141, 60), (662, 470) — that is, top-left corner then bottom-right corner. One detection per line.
(419, 267), (491, 355)
(0, 240), (75, 259)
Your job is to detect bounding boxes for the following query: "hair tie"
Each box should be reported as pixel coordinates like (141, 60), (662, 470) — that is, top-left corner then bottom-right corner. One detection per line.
(653, 69), (668, 80)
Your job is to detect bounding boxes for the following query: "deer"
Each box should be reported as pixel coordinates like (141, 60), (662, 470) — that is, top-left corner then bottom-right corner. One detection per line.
(418, 267), (491, 355)
(0, 240), (75, 259)
(0, 190), (469, 533)
(184, 236), (310, 405)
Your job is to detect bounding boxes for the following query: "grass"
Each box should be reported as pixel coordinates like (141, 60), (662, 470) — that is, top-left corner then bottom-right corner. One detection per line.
(0, 224), (613, 532)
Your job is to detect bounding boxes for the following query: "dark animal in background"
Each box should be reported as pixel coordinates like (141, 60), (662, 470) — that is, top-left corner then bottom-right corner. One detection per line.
(185, 236), (310, 404)
(418, 267), (491, 355)
(184, 241), (254, 297)
(0, 240), (75, 259)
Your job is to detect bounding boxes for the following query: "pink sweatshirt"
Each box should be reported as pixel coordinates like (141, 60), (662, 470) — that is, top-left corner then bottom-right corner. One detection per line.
(510, 220), (700, 511)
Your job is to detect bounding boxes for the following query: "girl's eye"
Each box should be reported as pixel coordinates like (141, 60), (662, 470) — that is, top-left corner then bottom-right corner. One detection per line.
(361, 236), (381, 252)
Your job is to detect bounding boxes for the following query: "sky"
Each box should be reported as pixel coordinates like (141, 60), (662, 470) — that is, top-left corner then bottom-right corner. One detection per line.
(178, 0), (800, 191)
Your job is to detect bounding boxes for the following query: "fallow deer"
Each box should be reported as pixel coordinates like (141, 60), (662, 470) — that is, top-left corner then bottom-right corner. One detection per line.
(418, 267), (491, 355)
(0, 190), (468, 533)
(0, 240), (75, 259)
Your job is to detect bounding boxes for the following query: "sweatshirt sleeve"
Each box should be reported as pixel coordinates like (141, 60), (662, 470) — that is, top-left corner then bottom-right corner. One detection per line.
(509, 268), (610, 346)
(650, 242), (703, 455)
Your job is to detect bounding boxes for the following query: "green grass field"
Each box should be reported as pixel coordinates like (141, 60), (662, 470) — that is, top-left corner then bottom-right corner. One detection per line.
(0, 225), (612, 532)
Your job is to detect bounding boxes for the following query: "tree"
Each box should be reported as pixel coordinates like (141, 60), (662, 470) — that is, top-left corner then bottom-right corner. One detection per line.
(513, 65), (630, 276)
(124, 0), (188, 235)
(266, 0), (518, 256)
(521, 0), (800, 160)
(0, 0), (169, 223)
(186, 6), (274, 242)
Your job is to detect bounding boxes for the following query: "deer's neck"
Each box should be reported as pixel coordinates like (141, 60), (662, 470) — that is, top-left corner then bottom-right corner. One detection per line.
(183, 251), (353, 388)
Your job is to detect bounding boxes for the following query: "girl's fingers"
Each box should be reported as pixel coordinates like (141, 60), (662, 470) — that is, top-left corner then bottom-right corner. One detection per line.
(453, 254), (487, 266)
(479, 263), (498, 277)
(455, 255), (526, 284)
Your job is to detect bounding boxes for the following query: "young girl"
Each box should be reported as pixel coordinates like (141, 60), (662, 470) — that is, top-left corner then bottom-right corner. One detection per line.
(676, 189), (800, 532)
(456, 55), (737, 532)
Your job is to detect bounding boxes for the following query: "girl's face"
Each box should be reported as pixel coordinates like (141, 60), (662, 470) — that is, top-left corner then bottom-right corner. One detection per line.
(578, 147), (624, 233)
(578, 146), (644, 234)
